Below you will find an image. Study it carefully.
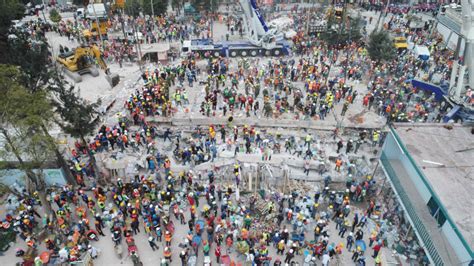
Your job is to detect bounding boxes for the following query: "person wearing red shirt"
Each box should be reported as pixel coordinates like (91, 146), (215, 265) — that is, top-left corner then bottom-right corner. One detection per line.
(372, 242), (382, 258)
(215, 245), (221, 263)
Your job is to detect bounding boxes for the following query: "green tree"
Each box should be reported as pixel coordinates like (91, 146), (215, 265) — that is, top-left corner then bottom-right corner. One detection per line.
(6, 32), (77, 185)
(320, 17), (339, 47)
(49, 8), (62, 23)
(49, 75), (104, 183)
(192, 0), (219, 12)
(367, 30), (396, 64)
(124, 0), (142, 17)
(142, 0), (167, 16)
(346, 16), (363, 43)
(0, 64), (55, 214)
(125, 0), (167, 17)
(49, 75), (101, 145)
(7, 31), (51, 92)
(171, 0), (183, 12)
(321, 13), (362, 47)
(72, 0), (85, 6)
(0, 0), (25, 63)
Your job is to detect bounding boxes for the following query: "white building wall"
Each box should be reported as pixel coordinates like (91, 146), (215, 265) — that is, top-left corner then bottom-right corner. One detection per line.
(441, 222), (472, 265)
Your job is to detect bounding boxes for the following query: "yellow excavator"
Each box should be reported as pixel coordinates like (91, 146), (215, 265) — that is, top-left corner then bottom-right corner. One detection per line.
(56, 44), (120, 87)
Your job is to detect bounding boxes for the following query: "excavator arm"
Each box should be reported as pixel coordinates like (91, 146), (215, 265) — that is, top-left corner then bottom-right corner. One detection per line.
(88, 44), (119, 86)
(89, 44), (111, 74)
(71, 45), (110, 74)
(63, 44), (118, 86)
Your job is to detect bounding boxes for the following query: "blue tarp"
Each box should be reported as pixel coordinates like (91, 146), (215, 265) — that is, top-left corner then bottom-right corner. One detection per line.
(410, 79), (447, 101)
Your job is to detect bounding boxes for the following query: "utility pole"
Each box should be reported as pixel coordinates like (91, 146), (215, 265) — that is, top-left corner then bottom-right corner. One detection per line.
(151, 0), (155, 30)
(41, 0), (47, 22)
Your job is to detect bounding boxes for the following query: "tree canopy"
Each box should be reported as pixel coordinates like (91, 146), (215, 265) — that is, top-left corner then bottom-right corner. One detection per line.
(367, 30), (396, 63)
(7, 31), (52, 92)
(321, 13), (362, 48)
(0, 64), (55, 192)
(49, 8), (62, 23)
(0, 0), (25, 63)
(0, 65), (52, 129)
(124, 0), (168, 17)
(49, 74), (102, 143)
(192, 0), (219, 12)
(124, 0), (141, 17)
(142, 0), (167, 16)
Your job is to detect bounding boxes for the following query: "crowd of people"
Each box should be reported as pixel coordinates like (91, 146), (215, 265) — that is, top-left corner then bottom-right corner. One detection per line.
(2, 1), (468, 266)
(43, 0), (470, 120)
(3, 120), (388, 266)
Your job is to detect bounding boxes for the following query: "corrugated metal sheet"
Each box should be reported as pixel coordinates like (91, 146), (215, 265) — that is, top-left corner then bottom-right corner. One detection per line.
(437, 15), (461, 35)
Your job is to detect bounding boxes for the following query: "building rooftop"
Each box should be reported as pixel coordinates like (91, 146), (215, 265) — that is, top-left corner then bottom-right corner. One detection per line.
(393, 123), (474, 250)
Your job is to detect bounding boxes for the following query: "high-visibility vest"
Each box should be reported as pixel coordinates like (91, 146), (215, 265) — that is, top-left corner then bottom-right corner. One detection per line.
(373, 133), (379, 142)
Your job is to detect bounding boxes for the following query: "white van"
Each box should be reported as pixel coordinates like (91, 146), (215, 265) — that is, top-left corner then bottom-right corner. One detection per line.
(86, 3), (107, 18)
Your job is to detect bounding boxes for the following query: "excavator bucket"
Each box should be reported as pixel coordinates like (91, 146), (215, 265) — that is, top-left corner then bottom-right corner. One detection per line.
(106, 73), (120, 87)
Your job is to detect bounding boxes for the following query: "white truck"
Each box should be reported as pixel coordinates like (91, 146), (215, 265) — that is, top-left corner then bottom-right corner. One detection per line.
(77, 3), (107, 19)
(182, 0), (291, 57)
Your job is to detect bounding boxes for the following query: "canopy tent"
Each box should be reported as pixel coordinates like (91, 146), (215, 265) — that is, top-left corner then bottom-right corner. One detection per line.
(414, 45), (430, 61)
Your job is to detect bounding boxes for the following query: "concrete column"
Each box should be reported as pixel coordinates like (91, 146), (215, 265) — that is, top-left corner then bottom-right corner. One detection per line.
(455, 65), (466, 99)
(450, 61), (459, 96)
(460, 0), (474, 89)
(465, 41), (474, 90)
(257, 164), (261, 194)
(248, 172), (252, 191)
(449, 36), (463, 95)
